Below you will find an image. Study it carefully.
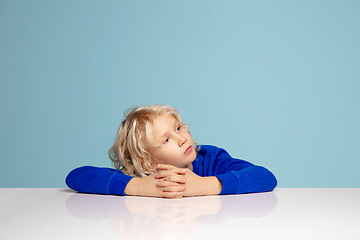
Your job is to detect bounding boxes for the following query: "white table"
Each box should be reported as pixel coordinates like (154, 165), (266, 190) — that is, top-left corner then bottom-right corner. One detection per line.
(1, 188), (359, 240)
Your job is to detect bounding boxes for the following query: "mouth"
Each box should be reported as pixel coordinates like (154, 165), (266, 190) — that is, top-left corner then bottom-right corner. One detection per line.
(184, 146), (192, 155)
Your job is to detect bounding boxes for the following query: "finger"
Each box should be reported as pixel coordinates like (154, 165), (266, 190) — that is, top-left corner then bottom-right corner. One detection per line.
(156, 164), (187, 173)
(156, 170), (185, 179)
(156, 167), (187, 177)
(162, 191), (183, 199)
(170, 167), (187, 175)
(157, 181), (184, 187)
(155, 170), (168, 179)
(160, 185), (186, 192)
(163, 175), (187, 184)
(156, 164), (174, 170)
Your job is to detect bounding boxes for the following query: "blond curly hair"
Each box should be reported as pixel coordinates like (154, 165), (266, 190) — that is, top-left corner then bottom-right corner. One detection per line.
(108, 105), (191, 177)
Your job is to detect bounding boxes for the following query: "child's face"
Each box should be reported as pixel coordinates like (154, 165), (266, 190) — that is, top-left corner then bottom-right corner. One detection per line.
(150, 114), (197, 168)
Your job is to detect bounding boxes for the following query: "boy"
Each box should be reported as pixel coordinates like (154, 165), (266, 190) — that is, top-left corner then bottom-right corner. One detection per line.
(66, 105), (277, 198)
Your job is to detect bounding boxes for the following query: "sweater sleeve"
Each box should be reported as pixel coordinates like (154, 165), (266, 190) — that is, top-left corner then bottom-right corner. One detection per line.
(211, 148), (277, 195)
(65, 166), (134, 196)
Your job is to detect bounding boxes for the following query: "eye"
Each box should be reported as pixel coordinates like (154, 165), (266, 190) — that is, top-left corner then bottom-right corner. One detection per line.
(163, 138), (169, 144)
(176, 126), (181, 132)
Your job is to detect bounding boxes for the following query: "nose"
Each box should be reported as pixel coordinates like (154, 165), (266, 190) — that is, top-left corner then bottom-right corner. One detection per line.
(179, 135), (187, 147)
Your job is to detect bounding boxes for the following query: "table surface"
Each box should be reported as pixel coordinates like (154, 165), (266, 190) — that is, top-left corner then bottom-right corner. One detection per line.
(1, 188), (359, 240)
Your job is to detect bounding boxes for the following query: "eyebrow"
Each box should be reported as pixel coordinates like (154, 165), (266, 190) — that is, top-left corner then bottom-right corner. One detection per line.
(159, 119), (179, 139)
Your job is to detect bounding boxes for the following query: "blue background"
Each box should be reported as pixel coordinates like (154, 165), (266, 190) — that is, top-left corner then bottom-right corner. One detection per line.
(1, 1), (359, 188)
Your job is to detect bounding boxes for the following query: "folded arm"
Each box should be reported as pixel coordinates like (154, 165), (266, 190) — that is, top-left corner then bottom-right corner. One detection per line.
(65, 165), (186, 198)
(65, 166), (133, 195)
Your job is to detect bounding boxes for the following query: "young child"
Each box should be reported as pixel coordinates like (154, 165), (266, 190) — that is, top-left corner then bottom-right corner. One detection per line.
(66, 105), (277, 198)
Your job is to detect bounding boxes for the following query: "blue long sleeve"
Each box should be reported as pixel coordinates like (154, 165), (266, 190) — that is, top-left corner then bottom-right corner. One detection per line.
(215, 165), (278, 194)
(65, 166), (133, 195)
(193, 145), (277, 195)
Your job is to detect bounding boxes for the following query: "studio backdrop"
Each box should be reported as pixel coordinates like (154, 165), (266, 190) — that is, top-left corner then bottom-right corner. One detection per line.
(0, 0), (359, 188)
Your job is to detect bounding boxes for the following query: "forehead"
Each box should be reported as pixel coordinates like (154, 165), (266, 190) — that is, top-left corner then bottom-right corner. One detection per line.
(151, 114), (177, 136)
(151, 113), (177, 126)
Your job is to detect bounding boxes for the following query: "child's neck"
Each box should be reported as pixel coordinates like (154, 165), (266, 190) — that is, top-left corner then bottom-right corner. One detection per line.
(186, 163), (193, 171)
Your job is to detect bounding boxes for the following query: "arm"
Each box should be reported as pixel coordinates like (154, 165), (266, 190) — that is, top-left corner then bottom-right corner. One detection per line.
(212, 149), (277, 194)
(65, 166), (133, 195)
(65, 166), (186, 198)
(179, 172), (222, 196)
(157, 164), (276, 196)
(156, 146), (277, 196)
(215, 165), (277, 194)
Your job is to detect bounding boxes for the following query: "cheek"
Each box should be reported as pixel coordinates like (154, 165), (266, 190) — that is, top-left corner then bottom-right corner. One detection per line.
(186, 132), (194, 142)
(153, 147), (174, 162)
(190, 150), (197, 159)
(151, 148), (164, 162)
(164, 151), (182, 165)
(163, 151), (177, 161)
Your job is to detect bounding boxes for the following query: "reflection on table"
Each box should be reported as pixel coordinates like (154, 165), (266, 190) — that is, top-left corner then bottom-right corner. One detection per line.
(66, 191), (277, 240)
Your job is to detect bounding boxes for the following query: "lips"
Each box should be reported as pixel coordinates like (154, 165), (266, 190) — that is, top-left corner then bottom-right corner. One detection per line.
(184, 146), (192, 154)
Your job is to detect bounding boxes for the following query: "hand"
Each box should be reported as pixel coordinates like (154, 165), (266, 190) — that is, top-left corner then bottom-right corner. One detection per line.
(156, 164), (223, 197)
(124, 172), (185, 198)
(155, 164), (187, 198)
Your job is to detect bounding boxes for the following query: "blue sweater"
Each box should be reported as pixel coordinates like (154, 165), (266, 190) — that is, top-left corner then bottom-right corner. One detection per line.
(65, 145), (277, 195)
